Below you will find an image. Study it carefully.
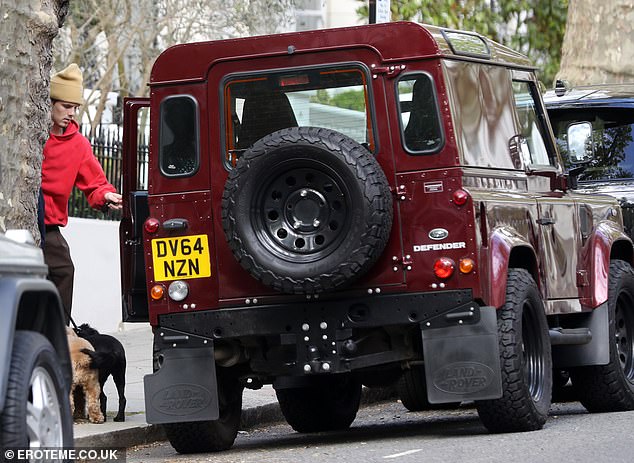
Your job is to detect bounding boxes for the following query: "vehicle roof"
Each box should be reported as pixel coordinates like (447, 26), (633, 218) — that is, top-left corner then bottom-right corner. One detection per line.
(151, 21), (533, 84)
(544, 83), (634, 109)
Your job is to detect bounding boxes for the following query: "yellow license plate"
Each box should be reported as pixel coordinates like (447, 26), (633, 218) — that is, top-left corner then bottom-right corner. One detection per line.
(151, 234), (211, 281)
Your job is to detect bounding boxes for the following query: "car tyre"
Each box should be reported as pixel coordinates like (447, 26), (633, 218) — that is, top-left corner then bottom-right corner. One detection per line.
(276, 375), (361, 433)
(163, 368), (243, 453)
(0, 330), (73, 449)
(396, 366), (432, 412)
(222, 126), (393, 294)
(570, 260), (634, 412)
(476, 269), (552, 432)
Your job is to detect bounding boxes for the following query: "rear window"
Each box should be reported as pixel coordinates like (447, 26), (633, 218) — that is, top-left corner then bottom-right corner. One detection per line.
(223, 66), (374, 167)
(158, 96), (199, 177)
(550, 108), (634, 180)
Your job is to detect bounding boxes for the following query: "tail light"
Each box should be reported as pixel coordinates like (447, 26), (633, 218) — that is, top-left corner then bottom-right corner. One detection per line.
(144, 218), (160, 234)
(452, 189), (469, 206)
(150, 285), (165, 300)
(459, 258), (475, 274)
(433, 257), (455, 279)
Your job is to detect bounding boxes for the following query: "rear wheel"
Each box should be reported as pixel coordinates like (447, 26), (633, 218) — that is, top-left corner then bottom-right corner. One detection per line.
(570, 260), (634, 412)
(276, 375), (361, 433)
(0, 331), (73, 449)
(163, 368), (243, 453)
(396, 366), (431, 412)
(476, 269), (552, 432)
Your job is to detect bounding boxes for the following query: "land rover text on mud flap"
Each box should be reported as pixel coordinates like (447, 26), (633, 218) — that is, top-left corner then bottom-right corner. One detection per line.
(119, 22), (634, 453)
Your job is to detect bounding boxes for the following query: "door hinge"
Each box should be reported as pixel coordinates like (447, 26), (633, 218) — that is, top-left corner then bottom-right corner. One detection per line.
(392, 184), (410, 201)
(371, 63), (406, 79)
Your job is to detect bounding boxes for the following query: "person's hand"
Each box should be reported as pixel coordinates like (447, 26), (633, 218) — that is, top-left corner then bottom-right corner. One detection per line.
(104, 192), (123, 210)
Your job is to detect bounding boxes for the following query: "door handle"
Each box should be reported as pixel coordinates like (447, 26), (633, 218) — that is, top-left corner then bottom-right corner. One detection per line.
(162, 218), (189, 230)
(536, 217), (556, 225)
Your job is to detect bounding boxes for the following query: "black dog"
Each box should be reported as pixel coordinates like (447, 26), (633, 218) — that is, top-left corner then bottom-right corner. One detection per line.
(75, 324), (127, 422)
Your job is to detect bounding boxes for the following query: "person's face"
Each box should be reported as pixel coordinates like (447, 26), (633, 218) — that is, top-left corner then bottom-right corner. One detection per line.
(51, 100), (80, 133)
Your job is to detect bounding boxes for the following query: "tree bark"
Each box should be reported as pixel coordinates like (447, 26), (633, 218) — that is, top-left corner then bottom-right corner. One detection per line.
(557, 0), (634, 85)
(0, 1), (68, 237)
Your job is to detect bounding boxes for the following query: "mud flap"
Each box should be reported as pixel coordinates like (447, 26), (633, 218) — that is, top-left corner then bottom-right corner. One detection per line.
(422, 306), (502, 403)
(552, 302), (610, 367)
(144, 347), (219, 424)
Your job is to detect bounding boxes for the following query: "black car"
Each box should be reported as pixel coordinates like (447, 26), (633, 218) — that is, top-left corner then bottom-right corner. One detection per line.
(545, 82), (634, 237)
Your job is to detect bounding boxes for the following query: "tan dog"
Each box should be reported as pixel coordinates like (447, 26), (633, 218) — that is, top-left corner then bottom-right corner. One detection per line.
(66, 327), (104, 423)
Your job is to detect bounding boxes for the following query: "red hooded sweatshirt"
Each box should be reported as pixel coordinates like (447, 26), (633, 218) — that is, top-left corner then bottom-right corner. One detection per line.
(41, 120), (116, 226)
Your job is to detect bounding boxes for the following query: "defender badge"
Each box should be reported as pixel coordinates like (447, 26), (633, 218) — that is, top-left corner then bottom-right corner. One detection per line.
(429, 228), (449, 241)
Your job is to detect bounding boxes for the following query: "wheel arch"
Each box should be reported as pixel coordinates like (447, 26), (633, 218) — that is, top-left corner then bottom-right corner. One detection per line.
(488, 227), (539, 308)
(584, 221), (634, 308)
(0, 277), (71, 413)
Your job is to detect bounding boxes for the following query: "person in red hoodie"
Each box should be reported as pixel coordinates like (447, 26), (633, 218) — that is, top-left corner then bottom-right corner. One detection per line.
(42, 63), (122, 323)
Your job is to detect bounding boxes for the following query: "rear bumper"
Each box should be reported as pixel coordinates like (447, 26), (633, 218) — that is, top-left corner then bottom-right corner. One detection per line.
(159, 289), (476, 338)
(145, 290), (503, 423)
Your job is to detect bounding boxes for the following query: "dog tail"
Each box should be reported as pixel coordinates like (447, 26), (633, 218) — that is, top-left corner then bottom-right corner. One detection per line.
(80, 348), (110, 370)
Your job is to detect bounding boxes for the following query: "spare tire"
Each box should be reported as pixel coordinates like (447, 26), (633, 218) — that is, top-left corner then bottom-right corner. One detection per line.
(222, 127), (393, 294)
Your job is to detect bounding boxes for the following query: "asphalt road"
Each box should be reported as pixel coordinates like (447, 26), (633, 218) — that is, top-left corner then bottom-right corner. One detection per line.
(127, 399), (634, 463)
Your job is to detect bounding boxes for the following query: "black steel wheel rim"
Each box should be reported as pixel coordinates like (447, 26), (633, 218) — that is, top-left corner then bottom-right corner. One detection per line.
(253, 160), (353, 263)
(615, 291), (634, 382)
(522, 299), (545, 401)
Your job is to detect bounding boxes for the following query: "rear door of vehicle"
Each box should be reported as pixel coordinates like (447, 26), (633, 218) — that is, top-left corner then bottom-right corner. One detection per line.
(120, 98), (150, 322)
(210, 52), (406, 299)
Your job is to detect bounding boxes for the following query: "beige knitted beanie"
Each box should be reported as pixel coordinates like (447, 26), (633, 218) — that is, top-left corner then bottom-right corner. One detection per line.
(50, 63), (84, 105)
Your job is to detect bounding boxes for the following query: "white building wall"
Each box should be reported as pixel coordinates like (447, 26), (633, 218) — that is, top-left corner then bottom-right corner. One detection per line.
(296, 0), (360, 31)
(325, 0), (363, 28)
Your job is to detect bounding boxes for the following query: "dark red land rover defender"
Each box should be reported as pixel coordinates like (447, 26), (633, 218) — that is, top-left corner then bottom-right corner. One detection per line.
(120, 22), (634, 453)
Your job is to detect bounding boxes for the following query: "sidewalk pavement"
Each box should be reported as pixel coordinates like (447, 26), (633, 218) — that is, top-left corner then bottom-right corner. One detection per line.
(73, 324), (395, 449)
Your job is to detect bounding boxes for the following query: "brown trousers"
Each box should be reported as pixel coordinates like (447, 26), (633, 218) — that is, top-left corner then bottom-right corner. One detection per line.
(43, 227), (74, 324)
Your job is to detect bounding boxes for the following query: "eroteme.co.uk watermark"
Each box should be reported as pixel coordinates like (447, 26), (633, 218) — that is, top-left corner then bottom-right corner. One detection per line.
(3, 447), (125, 462)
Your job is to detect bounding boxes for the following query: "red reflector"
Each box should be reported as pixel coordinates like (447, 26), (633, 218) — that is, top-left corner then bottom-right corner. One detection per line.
(144, 218), (160, 234)
(434, 257), (455, 279)
(452, 189), (469, 206)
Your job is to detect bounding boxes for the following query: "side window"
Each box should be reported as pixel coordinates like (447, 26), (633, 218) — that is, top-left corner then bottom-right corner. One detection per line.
(159, 96), (199, 177)
(397, 74), (443, 154)
(512, 81), (553, 167)
(224, 66), (374, 167)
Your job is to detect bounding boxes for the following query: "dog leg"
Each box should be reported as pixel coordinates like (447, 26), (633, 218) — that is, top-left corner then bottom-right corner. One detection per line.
(86, 383), (105, 424)
(69, 385), (75, 418)
(99, 387), (107, 422)
(113, 369), (127, 422)
(73, 387), (87, 420)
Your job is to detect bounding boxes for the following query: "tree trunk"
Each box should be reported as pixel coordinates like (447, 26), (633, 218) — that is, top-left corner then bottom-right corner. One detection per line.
(0, 1), (68, 238)
(557, 0), (634, 85)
